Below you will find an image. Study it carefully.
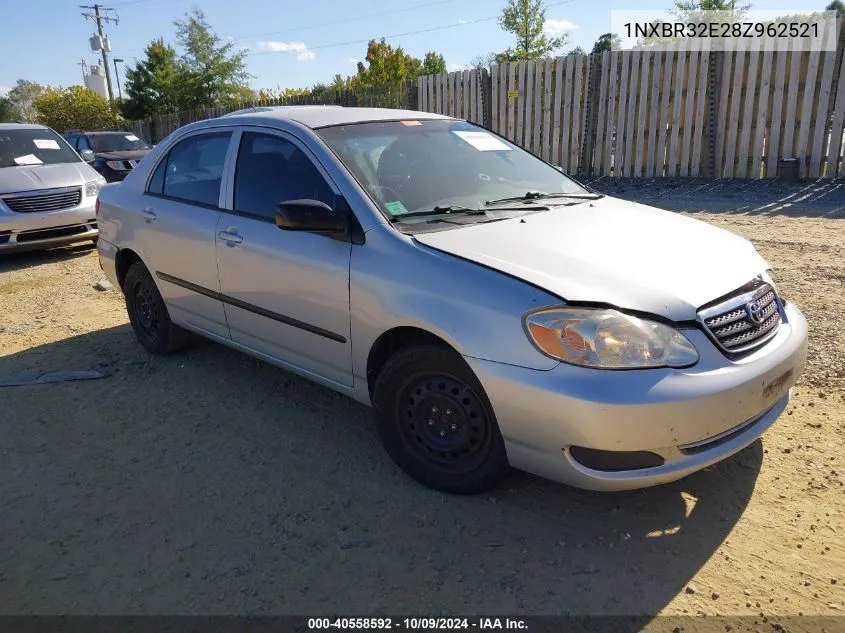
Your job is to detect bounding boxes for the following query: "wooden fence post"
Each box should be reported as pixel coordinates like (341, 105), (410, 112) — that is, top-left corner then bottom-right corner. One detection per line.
(704, 50), (721, 179)
(579, 54), (602, 179)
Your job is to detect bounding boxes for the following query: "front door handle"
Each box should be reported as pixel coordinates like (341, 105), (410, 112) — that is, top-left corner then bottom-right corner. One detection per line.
(141, 208), (157, 223)
(217, 230), (243, 245)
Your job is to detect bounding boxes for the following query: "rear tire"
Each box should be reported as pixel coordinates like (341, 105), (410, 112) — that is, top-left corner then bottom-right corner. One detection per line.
(123, 261), (191, 355)
(372, 344), (509, 494)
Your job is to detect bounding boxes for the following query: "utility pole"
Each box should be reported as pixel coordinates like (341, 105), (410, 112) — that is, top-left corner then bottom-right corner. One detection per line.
(80, 4), (119, 102)
(113, 58), (124, 101)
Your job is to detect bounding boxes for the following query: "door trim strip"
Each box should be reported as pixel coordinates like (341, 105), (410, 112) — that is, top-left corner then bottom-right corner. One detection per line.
(155, 271), (348, 343)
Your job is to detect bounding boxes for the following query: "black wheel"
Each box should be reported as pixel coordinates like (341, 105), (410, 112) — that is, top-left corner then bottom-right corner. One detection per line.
(372, 344), (509, 494)
(123, 261), (191, 355)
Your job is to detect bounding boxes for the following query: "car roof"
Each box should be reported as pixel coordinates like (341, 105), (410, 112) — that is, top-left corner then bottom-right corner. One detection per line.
(0, 123), (50, 131)
(219, 105), (453, 129)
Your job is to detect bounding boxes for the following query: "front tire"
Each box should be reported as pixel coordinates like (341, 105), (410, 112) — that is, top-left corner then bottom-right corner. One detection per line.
(123, 262), (191, 355)
(372, 344), (509, 494)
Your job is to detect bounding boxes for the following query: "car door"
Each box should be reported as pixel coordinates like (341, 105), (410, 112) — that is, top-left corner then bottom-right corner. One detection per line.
(137, 129), (234, 340)
(215, 128), (353, 386)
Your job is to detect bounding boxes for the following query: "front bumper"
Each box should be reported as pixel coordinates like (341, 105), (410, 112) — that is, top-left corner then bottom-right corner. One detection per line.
(467, 302), (808, 491)
(0, 201), (98, 254)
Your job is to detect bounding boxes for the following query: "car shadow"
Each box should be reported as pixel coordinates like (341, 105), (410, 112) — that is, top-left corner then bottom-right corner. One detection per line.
(588, 177), (845, 219)
(0, 242), (97, 274)
(1, 325), (762, 618)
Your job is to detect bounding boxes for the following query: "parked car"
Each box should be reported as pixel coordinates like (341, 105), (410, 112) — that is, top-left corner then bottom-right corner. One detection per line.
(63, 130), (152, 182)
(95, 106), (808, 494)
(0, 123), (104, 253)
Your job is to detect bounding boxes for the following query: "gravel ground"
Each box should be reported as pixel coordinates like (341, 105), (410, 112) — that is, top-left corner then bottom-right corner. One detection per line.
(1, 180), (843, 617)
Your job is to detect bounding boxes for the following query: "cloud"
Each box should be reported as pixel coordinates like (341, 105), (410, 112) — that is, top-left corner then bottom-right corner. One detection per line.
(544, 19), (578, 36)
(457, 18), (469, 24)
(297, 50), (315, 61)
(447, 63), (466, 72)
(0, 85), (11, 97)
(346, 57), (360, 64)
(257, 40), (307, 53)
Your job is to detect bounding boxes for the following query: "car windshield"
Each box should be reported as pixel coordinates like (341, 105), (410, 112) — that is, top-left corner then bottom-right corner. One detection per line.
(0, 128), (81, 168)
(316, 119), (589, 222)
(90, 133), (151, 152)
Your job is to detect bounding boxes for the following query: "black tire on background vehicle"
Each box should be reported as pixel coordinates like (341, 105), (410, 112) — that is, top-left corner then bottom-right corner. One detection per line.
(123, 261), (191, 355)
(372, 344), (509, 494)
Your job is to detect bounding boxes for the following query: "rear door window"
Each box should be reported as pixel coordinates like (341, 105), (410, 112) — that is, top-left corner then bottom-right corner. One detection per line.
(149, 132), (232, 207)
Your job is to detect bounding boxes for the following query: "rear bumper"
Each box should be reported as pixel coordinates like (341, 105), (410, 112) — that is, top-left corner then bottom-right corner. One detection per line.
(97, 237), (120, 289)
(0, 203), (98, 254)
(467, 302), (808, 491)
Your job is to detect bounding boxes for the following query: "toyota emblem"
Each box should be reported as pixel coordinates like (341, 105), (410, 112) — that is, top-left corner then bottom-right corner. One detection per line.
(746, 300), (765, 324)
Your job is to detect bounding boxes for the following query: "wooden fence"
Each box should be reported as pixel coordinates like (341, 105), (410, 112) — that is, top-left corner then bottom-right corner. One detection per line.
(417, 26), (845, 179)
(127, 29), (845, 180)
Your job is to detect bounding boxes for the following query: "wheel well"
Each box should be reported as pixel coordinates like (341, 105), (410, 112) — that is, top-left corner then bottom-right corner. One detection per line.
(115, 248), (142, 290)
(366, 327), (455, 398)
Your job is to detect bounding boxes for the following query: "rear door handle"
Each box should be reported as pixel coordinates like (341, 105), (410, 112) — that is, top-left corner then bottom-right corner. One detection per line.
(141, 208), (157, 223)
(217, 230), (243, 245)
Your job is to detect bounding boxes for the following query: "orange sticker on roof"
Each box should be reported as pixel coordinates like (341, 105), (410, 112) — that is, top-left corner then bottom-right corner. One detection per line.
(401, 120), (423, 126)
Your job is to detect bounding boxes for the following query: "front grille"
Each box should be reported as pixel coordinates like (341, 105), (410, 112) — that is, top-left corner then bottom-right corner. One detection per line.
(2, 187), (82, 213)
(699, 281), (782, 354)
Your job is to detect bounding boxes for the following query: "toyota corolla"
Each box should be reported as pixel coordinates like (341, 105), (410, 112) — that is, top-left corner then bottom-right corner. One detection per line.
(95, 106), (808, 494)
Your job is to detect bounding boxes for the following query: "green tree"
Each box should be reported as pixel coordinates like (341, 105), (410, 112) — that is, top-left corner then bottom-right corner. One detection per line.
(6, 80), (45, 123)
(122, 39), (181, 119)
(33, 86), (120, 132)
(592, 33), (622, 54)
(356, 39), (420, 87)
(173, 8), (253, 109)
(826, 1), (845, 17)
(421, 52), (447, 75)
(566, 46), (587, 56)
(497, 0), (567, 61)
(0, 96), (20, 122)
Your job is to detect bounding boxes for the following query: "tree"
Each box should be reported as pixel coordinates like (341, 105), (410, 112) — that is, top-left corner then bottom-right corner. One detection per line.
(421, 52), (447, 76)
(122, 39), (181, 120)
(497, 0), (567, 61)
(469, 52), (498, 69)
(0, 97), (19, 122)
(33, 86), (120, 132)
(173, 8), (253, 109)
(674, 0), (750, 15)
(566, 46), (587, 56)
(592, 33), (622, 54)
(6, 80), (45, 123)
(827, 1), (845, 17)
(355, 39), (441, 87)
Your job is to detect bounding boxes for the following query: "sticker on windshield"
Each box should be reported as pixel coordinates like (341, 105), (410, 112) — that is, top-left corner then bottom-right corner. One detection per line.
(33, 139), (60, 150)
(14, 154), (43, 165)
(125, 134), (139, 141)
(452, 131), (511, 151)
(384, 200), (409, 215)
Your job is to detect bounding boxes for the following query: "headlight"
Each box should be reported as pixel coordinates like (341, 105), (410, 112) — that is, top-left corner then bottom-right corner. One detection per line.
(84, 179), (105, 198)
(523, 306), (699, 369)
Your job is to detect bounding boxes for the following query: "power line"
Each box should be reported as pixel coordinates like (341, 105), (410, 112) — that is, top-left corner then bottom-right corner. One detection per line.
(245, 0), (577, 58)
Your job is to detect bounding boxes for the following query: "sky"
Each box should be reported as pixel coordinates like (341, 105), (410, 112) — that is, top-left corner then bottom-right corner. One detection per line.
(0, 0), (829, 96)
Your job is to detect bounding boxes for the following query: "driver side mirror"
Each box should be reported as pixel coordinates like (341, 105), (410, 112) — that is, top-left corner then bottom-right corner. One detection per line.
(275, 199), (347, 234)
(80, 149), (95, 163)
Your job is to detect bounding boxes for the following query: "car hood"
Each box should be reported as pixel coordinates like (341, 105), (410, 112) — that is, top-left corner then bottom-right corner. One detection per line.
(95, 149), (150, 161)
(412, 196), (769, 321)
(0, 162), (99, 195)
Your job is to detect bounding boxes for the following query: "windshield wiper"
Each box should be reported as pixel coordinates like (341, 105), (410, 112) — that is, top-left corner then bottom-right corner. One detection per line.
(389, 205), (487, 222)
(485, 191), (604, 206)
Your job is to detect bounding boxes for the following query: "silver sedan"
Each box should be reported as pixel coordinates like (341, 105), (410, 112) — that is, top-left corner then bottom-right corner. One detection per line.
(95, 106), (808, 494)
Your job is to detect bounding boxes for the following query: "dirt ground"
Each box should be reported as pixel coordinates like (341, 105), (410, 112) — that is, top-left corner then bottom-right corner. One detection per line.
(1, 180), (843, 618)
